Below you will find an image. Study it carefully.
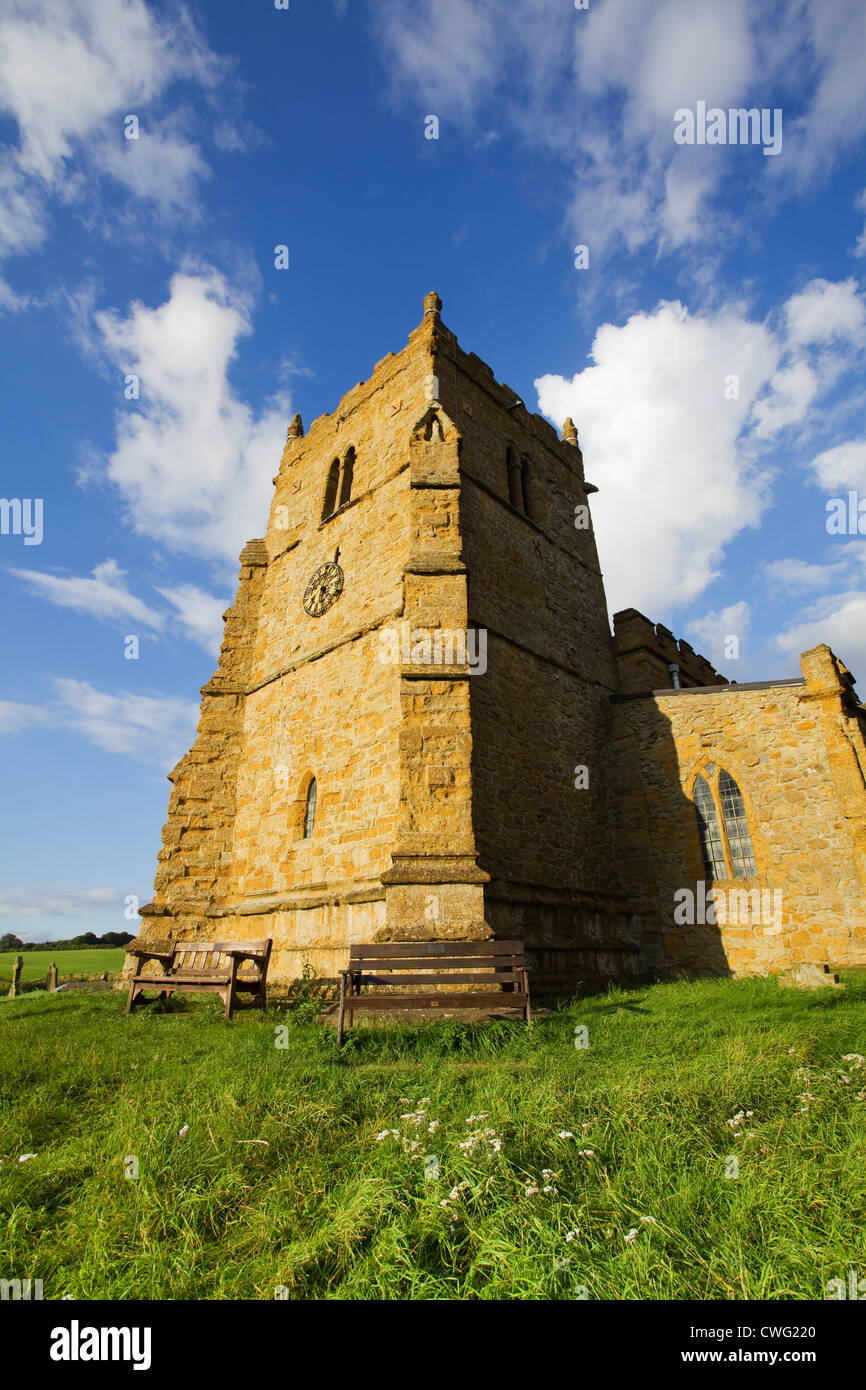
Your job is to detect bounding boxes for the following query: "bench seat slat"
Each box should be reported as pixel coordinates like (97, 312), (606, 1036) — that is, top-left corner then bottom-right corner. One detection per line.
(344, 993), (528, 1011)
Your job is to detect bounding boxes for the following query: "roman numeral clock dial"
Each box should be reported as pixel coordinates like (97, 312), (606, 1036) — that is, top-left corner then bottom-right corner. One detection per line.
(303, 559), (344, 617)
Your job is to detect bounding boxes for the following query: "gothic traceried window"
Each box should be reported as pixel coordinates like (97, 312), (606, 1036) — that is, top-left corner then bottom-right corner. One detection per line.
(303, 777), (317, 839)
(693, 775), (726, 880)
(718, 770), (756, 878)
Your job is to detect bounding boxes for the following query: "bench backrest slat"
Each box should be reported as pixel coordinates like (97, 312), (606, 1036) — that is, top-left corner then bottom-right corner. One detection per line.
(351, 940), (523, 958)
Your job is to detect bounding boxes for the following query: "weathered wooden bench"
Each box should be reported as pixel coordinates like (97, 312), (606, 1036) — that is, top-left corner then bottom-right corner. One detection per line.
(337, 940), (530, 1045)
(125, 939), (272, 1020)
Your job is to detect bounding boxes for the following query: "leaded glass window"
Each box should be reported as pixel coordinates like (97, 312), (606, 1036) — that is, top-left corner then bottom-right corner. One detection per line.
(693, 775), (726, 880)
(718, 770), (756, 878)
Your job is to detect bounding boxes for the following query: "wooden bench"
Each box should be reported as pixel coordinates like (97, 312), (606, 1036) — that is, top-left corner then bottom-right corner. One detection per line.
(125, 939), (272, 1020)
(337, 940), (530, 1045)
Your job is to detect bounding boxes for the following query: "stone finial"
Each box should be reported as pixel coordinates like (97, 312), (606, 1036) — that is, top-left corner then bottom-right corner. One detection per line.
(562, 417), (579, 445)
(423, 291), (442, 318)
(287, 413), (304, 440)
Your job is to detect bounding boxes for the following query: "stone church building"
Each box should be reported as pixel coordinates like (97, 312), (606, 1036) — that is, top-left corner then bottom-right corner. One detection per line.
(130, 293), (866, 994)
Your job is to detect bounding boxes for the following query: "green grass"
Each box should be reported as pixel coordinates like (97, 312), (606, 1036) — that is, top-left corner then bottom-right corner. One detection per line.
(1, 974), (864, 1300)
(0, 948), (124, 983)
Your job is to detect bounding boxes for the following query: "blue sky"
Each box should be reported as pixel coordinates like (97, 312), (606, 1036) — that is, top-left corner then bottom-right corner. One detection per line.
(1, 0), (865, 941)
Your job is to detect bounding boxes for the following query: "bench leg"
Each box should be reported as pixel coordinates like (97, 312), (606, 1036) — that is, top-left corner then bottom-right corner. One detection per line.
(125, 981), (138, 1014)
(224, 987), (233, 1021)
(523, 971), (531, 1026)
(337, 973), (346, 1047)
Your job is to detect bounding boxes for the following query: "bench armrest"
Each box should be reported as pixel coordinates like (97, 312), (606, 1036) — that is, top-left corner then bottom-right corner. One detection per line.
(222, 947), (265, 964)
(126, 947), (172, 967)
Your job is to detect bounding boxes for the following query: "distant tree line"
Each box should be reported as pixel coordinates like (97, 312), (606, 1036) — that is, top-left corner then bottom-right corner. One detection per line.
(0, 931), (134, 952)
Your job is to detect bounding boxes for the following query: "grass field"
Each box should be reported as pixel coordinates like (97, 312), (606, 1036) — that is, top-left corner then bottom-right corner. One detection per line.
(1, 974), (864, 1300)
(0, 948), (125, 983)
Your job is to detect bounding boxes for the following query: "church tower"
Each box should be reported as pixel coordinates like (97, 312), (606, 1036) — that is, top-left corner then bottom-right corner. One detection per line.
(133, 293), (641, 992)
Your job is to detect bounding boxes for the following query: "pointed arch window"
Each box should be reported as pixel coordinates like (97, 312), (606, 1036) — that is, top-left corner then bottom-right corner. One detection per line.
(693, 767), (757, 880)
(338, 447), (355, 508)
(520, 458), (533, 520)
(506, 446), (521, 509)
(322, 460), (340, 521)
(693, 775), (726, 880)
(322, 449), (356, 521)
(718, 770), (756, 878)
(302, 777), (317, 839)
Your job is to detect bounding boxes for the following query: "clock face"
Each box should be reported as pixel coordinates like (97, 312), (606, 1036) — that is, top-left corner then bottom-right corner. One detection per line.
(303, 561), (344, 617)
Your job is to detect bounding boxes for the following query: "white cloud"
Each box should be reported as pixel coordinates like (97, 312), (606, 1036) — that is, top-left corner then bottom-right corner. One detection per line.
(808, 437), (866, 491)
(0, 678), (199, 768)
(773, 591), (866, 689)
(536, 297), (778, 615)
(10, 558), (164, 630)
(763, 557), (850, 594)
(11, 556), (230, 654)
(784, 278), (866, 349)
(373, 1), (866, 263)
(0, 0), (232, 298)
(685, 601), (751, 677)
(536, 276), (866, 618)
(0, 886), (120, 919)
(791, 1), (866, 181)
(375, 0), (500, 119)
(750, 358), (820, 439)
(0, 700), (52, 734)
(51, 678), (199, 766)
(156, 584), (229, 656)
(91, 267), (288, 562)
(854, 188), (866, 258)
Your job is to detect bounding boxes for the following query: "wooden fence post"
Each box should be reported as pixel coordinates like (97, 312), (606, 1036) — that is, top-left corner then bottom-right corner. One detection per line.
(46, 962), (58, 992)
(8, 954), (23, 998)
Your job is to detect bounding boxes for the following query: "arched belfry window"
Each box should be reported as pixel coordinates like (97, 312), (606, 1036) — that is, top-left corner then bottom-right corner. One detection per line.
(339, 447), (355, 508)
(506, 446), (521, 509)
(693, 775), (726, 880)
(718, 770), (756, 878)
(322, 460), (340, 521)
(520, 458), (533, 519)
(692, 767), (757, 880)
(321, 449), (355, 521)
(303, 777), (317, 839)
